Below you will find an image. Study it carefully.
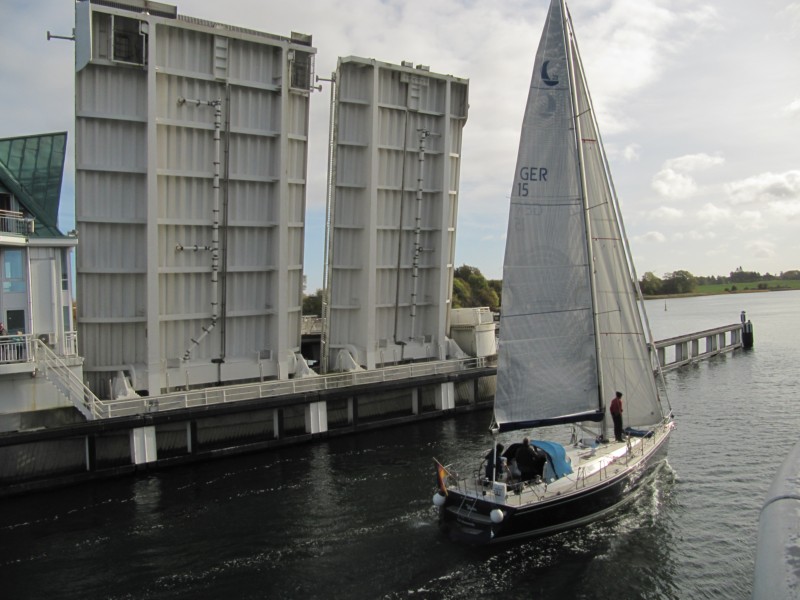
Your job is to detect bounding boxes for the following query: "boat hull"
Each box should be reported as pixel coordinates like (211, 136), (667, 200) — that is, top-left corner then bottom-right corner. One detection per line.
(438, 428), (671, 545)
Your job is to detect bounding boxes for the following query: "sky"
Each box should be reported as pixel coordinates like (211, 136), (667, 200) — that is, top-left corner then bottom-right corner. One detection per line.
(2, 0), (799, 292)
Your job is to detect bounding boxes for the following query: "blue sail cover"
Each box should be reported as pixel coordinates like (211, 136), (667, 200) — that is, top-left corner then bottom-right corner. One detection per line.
(532, 440), (573, 479)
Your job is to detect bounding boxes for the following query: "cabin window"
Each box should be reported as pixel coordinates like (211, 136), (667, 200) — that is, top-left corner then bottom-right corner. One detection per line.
(2, 249), (26, 293)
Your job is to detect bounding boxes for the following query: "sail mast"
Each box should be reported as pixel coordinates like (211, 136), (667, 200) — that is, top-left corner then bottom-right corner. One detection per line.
(562, 1), (607, 434)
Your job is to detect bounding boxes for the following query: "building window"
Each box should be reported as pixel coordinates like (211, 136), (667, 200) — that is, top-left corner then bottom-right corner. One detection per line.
(2, 249), (26, 293)
(6, 309), (25, 335)
(113, 15), (146, 65)
(61, 249), (69, 291)
(290, 50), (314, 90)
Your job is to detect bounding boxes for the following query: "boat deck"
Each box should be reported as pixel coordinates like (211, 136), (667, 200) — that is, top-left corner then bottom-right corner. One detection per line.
(446, 423), (673, 508)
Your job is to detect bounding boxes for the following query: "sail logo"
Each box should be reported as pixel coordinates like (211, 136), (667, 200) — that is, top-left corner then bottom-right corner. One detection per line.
(541, 60), (560, 86)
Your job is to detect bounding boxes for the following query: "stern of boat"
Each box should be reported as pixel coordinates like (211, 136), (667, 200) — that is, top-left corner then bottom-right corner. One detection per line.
(433, 468), (517, 544)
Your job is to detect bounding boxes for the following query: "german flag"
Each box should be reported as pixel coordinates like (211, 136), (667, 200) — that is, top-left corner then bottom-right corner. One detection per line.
(434, 459), (449, 496)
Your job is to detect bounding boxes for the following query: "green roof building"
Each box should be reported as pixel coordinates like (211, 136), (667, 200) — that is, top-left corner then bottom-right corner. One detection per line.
(0, 132), (84, 426)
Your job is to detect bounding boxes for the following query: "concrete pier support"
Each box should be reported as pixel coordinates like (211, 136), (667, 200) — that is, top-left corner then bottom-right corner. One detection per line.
(305, 401), (329, 434)
(436, 382), (455, 411)
(85, 436), (96, 471)
(274, 409), (284, 440)
(130, 426), (157, 464)
(706, 334), (717, 352)
(186, 421), (198, 454)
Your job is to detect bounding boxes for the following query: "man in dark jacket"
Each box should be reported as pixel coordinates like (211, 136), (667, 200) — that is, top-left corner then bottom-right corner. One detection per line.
(515, 437), (546, 481)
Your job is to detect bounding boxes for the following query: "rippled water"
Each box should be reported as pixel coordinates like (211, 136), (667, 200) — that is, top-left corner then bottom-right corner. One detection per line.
(1, 291), (798, 599)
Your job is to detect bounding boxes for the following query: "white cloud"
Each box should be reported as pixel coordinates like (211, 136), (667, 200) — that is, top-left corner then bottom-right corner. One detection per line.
(769, 200), (800, 220)
(734, 210), (766, 231)
(652, 169), (697, 198)
(780, 3), (800, 31)
(623, 144), (641, 161)
(745, 240), (777, 260)
(636, 231), (667, 243)
(576, 1), (719, 133)
(724, 171), (800, 206)
(697, 203), (731, 223)
(651, 153), (724, 199)
(649, 206), (683, 220)
(664, 153), (725, 172)
(784, 98), (800, 116)
(673, 230), (717, 241)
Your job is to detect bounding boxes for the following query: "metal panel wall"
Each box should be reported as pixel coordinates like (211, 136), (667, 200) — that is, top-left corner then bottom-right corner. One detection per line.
(75, 2), (314, 397)
(326, 57), (468, 371)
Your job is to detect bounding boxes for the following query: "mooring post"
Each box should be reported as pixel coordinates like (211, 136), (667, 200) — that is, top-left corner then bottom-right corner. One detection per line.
(741, 310), (754, 348)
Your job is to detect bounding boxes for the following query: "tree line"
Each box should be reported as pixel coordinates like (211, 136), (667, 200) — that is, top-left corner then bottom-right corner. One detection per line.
(302, 266), (800, 313)
(639, 267), (800, 295)
(301, 265), (503, 315)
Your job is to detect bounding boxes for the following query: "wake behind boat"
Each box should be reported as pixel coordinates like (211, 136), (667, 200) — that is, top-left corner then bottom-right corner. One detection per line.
(433, 0), (674, 545)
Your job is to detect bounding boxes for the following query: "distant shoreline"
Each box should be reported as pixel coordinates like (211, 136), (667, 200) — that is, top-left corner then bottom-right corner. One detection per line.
(645, 286), (797, 300)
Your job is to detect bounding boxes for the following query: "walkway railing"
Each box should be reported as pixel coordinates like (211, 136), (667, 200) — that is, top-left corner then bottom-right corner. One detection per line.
(0, 332), (79, 365)
(0, 334), (32, 364)
(99, 356), (491, 419)
(0, 209), (34, 236)
(23, 321), (746, 421)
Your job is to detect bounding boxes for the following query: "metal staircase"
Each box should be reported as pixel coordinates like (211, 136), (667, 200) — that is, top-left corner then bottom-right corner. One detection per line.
(33, 340), (103, 420)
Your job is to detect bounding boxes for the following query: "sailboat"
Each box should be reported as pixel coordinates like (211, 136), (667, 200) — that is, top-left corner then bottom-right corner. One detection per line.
(433, 0), (674, 544)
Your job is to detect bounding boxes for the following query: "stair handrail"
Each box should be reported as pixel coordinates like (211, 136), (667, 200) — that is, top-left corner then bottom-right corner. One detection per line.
(33, 339), (104, 420)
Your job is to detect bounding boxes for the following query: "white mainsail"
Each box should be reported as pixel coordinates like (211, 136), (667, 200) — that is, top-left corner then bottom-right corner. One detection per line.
(494, 0), (665, 433)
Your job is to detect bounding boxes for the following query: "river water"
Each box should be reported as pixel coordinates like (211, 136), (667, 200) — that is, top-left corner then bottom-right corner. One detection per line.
(2, 291), (798, 599)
